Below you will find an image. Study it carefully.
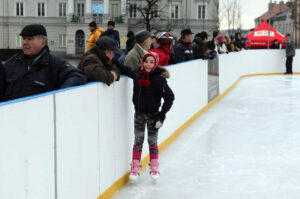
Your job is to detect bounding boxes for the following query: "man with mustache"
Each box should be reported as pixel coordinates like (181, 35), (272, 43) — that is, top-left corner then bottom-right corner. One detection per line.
(3, 24), (86, 101)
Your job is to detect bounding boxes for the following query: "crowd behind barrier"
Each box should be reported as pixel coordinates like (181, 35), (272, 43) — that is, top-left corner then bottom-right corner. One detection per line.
(0, 50), (300, 199)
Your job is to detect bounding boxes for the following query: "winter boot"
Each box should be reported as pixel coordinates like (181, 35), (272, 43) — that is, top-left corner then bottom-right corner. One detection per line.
(129, 159), (141, 181)
(149, 159), (160, 180)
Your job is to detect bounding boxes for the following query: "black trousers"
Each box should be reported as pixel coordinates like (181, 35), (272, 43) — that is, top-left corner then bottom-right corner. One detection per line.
(286, 56), (293, 74)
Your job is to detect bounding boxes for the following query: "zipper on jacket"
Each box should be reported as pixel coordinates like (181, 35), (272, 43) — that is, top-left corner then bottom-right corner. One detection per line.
(137, 87), (142, 112)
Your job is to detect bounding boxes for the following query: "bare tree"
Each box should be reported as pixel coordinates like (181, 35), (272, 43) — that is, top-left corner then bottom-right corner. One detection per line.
(136, 0), (173, 32)
(236, 0), (242, 31)
(222, 0), (233, 35)
(213, 0), (222, 30)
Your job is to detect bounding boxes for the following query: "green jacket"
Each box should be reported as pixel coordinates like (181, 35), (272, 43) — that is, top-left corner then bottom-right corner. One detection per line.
(78, 46), (120, 85)
(124, 43), (146, 69)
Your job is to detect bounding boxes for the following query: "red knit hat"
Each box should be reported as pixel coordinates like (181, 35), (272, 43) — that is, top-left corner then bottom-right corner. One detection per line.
(139, 52), (159, 87)
(141, 51), (159, 72)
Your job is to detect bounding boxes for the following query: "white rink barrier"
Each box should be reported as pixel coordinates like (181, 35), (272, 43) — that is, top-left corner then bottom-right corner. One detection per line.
(0, 50), (299, 199)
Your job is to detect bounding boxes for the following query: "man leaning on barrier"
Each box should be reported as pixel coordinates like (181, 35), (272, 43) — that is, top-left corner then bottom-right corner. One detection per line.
(78, 36), (121, 85)
(3, 24), (86, 101)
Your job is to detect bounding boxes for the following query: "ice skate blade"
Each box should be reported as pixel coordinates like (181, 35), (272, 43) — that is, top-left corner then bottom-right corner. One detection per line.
(129, 174), (138, 182)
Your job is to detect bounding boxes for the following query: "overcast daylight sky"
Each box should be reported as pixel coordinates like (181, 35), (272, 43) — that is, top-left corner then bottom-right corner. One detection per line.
(220, 0), (289, 30)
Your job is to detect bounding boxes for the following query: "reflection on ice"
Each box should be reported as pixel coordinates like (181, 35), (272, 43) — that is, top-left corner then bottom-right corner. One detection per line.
(113, 75), (300, 199)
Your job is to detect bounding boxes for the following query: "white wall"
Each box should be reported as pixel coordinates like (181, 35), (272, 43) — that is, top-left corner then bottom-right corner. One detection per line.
(0, 50), (299, 198)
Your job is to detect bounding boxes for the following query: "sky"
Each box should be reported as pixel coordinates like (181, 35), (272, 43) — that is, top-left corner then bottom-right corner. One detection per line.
(220, 0), (289, 30)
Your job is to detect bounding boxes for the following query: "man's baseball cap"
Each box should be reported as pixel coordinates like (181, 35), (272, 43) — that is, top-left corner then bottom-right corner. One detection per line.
(181, 28), (194, 37)
(20, 24), (47, 37)
(96, 36), (122, 55)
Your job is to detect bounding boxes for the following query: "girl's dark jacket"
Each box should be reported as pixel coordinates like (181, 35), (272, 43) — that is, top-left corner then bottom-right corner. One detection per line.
(113, 60), (174, 115)
(0, 61), (5, 101)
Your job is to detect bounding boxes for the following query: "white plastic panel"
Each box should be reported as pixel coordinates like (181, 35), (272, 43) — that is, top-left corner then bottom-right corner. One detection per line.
(55, 84), (100, 199)
(0, 96), (55, 199)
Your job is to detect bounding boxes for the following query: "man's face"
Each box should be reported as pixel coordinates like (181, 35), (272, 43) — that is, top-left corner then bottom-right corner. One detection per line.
(185, 34), (193, 43)
(89, 26), (96, 32)
(143, 37), (152, 50)
(286, 36), (291, 40)
(22, 35), (46, 57)
(108, 25), (114, 30)
(104, 50), (115, 61)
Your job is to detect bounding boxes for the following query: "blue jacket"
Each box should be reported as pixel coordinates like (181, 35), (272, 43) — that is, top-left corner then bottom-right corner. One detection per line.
(114, 61), (174, 115)
(3, 48), (86, 101)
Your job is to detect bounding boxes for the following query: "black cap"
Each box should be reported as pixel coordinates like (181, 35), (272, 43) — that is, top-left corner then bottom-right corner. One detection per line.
(89, 21), (97, 28)
(286, 33), (291, 37)
(181, 28), (194, 37)
(96, 36), (122, 55)
(107, 21), (115, 27)
(20, 24), (47, 37)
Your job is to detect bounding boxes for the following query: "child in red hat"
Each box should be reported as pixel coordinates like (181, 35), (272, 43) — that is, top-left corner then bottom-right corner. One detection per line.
(113, 51), (174, 181)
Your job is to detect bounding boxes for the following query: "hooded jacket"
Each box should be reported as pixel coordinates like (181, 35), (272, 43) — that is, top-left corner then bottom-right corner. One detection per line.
(114, 52), (174, 115)
(78, 45), (120, 85)
(87, 28), (105, 51)
(149, 43), (172, 66)
(4, 48), (86, 101)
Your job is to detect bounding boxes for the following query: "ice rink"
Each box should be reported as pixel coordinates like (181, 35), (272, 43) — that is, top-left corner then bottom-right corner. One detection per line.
(112, 75), (300, 199)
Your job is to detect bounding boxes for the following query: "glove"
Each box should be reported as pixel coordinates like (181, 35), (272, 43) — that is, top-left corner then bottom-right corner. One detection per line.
(153, 112), (166, 129)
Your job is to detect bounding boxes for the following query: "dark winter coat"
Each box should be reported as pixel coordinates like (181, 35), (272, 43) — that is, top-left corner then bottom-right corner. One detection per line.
(114, 61), (174, 115)
(78, 46), (120, 85)
(0, 61), (5, 102)
(3, 48), (86, 101)
(284, 39), (296, 57)
(192, 37), (204, 59)
(173, 39), (193, 64)
(101, 29), (121, 48)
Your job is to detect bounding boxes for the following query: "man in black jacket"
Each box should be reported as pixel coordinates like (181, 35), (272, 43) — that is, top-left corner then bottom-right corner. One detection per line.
(0, 61), (5, 102)
(173, 28), (194, 64)
(3, 24), (86, 101)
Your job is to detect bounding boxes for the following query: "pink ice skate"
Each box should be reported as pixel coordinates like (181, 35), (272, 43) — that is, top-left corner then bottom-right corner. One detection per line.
(129, 159), (141, 182)
(149, 159), (160, 180)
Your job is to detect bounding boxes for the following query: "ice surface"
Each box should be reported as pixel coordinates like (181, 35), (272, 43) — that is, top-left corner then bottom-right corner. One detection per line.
(112, 75), (300, 199)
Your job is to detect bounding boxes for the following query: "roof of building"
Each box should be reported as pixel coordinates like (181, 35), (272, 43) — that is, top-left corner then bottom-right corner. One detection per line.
(255, 1), (289, 23)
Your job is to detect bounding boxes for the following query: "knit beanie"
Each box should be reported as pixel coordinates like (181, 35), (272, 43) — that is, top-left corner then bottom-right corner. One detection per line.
(89, 21), (97, 28)
(135, 30), (152, 44)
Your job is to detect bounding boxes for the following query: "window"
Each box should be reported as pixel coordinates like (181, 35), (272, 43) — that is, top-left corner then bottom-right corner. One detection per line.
(77, 3), (85, 16)
(129, 4), (137, 18)
(170, 4), (179, 19)
(37, 2), (45, 16)
(198, 5), (206, 19)
(16, 34), (22, 47)
(16, 2), (24, 16)
(59, 3), (66, 17)
(59, 34), (66, 47)
(111, 3), (120, 18)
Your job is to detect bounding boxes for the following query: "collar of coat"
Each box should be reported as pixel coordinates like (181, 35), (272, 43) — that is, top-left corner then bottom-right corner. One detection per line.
(138, 66), (170, 79)
(90, 46), (111, 65)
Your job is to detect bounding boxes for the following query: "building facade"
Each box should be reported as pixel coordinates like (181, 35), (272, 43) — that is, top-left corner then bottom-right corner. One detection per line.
(0, 0), (219, 57)
(291, 0), (300, 47)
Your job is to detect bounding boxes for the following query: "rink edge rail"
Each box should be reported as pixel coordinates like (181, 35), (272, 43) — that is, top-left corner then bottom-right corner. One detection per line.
(97, 72), (300, 199)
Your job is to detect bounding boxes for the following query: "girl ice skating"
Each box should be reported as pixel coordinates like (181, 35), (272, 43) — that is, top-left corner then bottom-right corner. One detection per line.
(113, 52), (174, 181)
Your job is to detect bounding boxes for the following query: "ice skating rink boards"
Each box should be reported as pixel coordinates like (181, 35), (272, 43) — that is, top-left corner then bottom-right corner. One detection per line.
(113, 75), (300, 199)
(0, 50), (299, 199)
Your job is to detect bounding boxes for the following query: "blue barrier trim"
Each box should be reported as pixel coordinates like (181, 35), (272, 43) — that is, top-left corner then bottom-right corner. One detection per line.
(0, 61), (193, 107)
(0, 82), (98, 107)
